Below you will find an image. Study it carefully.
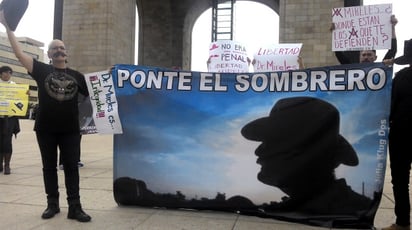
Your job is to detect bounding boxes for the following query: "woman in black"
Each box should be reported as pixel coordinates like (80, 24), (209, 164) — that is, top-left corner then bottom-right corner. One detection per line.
(0, 66), (20, 175)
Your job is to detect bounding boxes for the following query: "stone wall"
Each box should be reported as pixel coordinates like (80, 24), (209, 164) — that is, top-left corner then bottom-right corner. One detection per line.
(62, 0), (136, 73)
(279, 0), (343, 68)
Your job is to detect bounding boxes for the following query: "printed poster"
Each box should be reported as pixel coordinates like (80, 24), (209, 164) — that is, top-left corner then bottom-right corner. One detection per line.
(78, 94), (97, 135)
(0, 83), (29, 116)
(111, 63), (391, 229)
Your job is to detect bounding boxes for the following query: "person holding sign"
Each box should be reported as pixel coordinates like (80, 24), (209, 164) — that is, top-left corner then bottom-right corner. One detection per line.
(331, 14), (398, 64)
(0, 6), (91, 222)
(384, 39), (412, 230)
(0, 66), (20, 175)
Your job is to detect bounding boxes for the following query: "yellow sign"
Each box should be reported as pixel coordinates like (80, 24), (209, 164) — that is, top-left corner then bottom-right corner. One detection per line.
(0, 83), (29, 116)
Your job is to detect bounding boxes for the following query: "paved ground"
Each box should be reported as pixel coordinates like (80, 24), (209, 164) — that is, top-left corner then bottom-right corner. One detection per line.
(0, 119), (408, 230)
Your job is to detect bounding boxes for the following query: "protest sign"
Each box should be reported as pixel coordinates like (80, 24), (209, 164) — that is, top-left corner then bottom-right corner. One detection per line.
(84, 71), (122, 134)
(0, 83), (29, 116)
(332, 4), (392, 51)
(208, 40), (250, 73)
(252, 43), (302, 72)
(78, 94), (97, 135)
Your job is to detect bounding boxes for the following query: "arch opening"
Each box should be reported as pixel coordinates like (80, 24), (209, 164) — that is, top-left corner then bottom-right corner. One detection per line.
(191, 1), (279, 72)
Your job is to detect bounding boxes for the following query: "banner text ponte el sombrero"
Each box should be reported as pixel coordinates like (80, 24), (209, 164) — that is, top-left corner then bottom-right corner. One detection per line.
(85, 62), (392, 229)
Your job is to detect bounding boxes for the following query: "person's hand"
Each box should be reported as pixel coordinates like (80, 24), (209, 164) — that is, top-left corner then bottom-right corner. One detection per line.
(383, 58), (394, 66)
(329, 22), (335, 32)
(206, 57), (211, 65)
(107, 65), (115, 72)
(390, 15), (398, 26)
(298, 56), (305, 69)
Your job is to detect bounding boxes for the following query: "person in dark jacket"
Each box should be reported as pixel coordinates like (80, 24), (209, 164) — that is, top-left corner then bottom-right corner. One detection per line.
(0, 65), (20, 175)
(383, 39), (412, 230)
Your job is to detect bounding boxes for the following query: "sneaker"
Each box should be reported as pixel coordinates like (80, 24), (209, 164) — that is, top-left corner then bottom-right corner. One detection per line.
(78, 162), (84, 167)
(59, 164), (64, 170)
(382, 224), (411, 230)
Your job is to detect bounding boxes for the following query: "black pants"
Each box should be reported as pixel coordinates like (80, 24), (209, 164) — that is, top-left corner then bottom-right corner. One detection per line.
(0, 117), (14, 154)
(388, 122), (412, 226)
(36, 132), (81, 205)
(59, 135), (81, 165)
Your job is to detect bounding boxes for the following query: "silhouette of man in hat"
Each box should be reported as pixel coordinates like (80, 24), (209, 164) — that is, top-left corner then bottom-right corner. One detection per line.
(241, 97), (372, 215)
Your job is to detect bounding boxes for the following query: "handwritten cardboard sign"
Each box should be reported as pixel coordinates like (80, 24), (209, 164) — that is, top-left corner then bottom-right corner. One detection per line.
(332, 4), (392, 51)
(252, 43), (302, 72)
(208, 40), (250, 73)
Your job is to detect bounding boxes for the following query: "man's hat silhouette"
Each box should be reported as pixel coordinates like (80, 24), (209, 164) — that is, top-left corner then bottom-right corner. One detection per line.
(0, 0), (29, 31)
(394, 39), (412, 65)
(241, 97), (358, 167)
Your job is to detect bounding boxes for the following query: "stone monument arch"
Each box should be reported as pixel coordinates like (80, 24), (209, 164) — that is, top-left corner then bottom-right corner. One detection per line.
(60, 0), (351, 73)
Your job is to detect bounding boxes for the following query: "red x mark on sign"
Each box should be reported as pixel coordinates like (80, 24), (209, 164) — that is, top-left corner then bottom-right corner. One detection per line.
(332, 8), (343, 17)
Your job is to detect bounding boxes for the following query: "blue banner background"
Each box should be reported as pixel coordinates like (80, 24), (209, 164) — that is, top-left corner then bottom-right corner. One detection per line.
(112, 63), (392, 228)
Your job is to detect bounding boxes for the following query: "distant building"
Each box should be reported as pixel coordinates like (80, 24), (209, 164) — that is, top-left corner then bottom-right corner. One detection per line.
(0, 32), (47, 103)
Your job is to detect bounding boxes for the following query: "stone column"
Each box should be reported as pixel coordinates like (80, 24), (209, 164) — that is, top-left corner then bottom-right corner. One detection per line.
(279, 0), (343, 68)
(62, 0), (136, 73)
